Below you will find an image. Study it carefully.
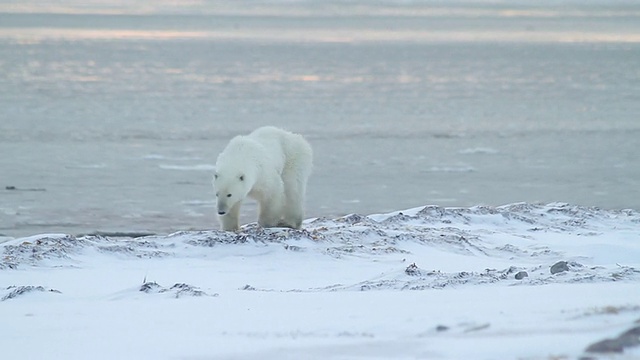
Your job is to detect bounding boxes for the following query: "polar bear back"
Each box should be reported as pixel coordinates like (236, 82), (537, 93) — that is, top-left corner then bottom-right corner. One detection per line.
(248, 126), (312, 176)
(216, 134), (281, 180)
(216, 126), (312, 185)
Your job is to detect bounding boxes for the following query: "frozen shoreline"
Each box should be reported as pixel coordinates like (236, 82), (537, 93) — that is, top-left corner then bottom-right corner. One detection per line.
(1, 202), (639, 359)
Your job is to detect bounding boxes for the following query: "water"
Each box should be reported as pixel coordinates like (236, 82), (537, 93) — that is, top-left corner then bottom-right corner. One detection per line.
(1, 1), (639, 237)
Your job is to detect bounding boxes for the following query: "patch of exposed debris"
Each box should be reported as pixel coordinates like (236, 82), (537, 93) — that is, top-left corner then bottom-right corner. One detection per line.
(2, 285), (62, 301)
(139, 281), (217, 298)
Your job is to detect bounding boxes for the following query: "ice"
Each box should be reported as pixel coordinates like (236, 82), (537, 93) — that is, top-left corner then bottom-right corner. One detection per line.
(158, 164), (216, 171)
(423, 165), (476, 173)
(458, 147), (499, 155)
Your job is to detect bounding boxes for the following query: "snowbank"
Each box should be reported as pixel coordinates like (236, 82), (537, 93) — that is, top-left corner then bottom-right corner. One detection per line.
(1, 203), (639, 359)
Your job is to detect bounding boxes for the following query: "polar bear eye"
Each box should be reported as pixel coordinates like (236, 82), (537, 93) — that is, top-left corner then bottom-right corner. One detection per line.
(215, 192), (219, 197)
(239, 175), (244, 181)
(226, 194), (232, 198)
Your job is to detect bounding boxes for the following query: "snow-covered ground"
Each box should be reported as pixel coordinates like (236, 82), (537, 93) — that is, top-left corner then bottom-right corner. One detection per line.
(1, 2), (639, 357)
(1, 203), (639, 359)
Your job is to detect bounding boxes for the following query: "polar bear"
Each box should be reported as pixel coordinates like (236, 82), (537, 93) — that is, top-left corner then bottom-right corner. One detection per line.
(213, 126), (313, 231)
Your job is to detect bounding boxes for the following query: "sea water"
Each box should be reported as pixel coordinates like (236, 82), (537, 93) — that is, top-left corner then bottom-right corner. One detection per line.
(1, 1), (639, 237)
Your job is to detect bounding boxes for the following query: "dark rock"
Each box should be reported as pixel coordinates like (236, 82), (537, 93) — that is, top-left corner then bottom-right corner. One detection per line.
(405, 263), (421, 276)
(515, 271), (529, 280)
(586, 326), (640, 353)
(436, 325), (449, 332)
(550, 261), (569, 274)
(586, 339), (625, 353)
(619, 326), (640, 347)
(4, 186), (45, 191)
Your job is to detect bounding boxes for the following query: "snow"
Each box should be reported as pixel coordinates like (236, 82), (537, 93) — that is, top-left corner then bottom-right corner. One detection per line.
(1, 203), (639, 359)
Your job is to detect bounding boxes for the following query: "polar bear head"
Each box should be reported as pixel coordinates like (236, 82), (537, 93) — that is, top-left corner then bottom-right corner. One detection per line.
(212, 170), (252, 216)
(213, 135), (262, 216)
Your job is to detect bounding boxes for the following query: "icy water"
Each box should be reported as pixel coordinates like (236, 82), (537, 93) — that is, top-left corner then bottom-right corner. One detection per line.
(1, 1), (639, 237)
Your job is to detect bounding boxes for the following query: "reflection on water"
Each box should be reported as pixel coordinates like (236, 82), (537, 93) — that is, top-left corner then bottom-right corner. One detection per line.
(1, 1), (640, 44)
(1, 27), (640, 44)
(1, 1), (639, 237)
(2, 0), (640, 17)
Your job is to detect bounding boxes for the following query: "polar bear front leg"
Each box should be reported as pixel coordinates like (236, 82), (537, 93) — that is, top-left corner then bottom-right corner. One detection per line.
(258, 191), (284, 228)
(258, 196), (285, 228)
(219, 201), (242, 231)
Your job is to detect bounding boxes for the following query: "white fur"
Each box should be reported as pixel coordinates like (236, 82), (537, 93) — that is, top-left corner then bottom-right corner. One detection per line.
(213, 126), (313, 231)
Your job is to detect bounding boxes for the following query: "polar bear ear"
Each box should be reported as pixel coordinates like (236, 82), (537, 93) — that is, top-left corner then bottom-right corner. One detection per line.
(239, 174), (244, 181)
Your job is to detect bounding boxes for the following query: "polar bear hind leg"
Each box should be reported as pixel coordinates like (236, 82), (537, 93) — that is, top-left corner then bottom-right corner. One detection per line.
(280, 172), (306, 228)
(280, 147), (312, 229)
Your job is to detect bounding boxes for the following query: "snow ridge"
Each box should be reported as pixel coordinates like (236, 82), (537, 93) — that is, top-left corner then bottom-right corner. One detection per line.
(1, 203), (639, 359)
(2, 203), (638, 288)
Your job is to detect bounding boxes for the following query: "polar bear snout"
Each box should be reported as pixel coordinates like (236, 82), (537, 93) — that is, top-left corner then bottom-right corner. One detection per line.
(216, 201), (229, 215)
